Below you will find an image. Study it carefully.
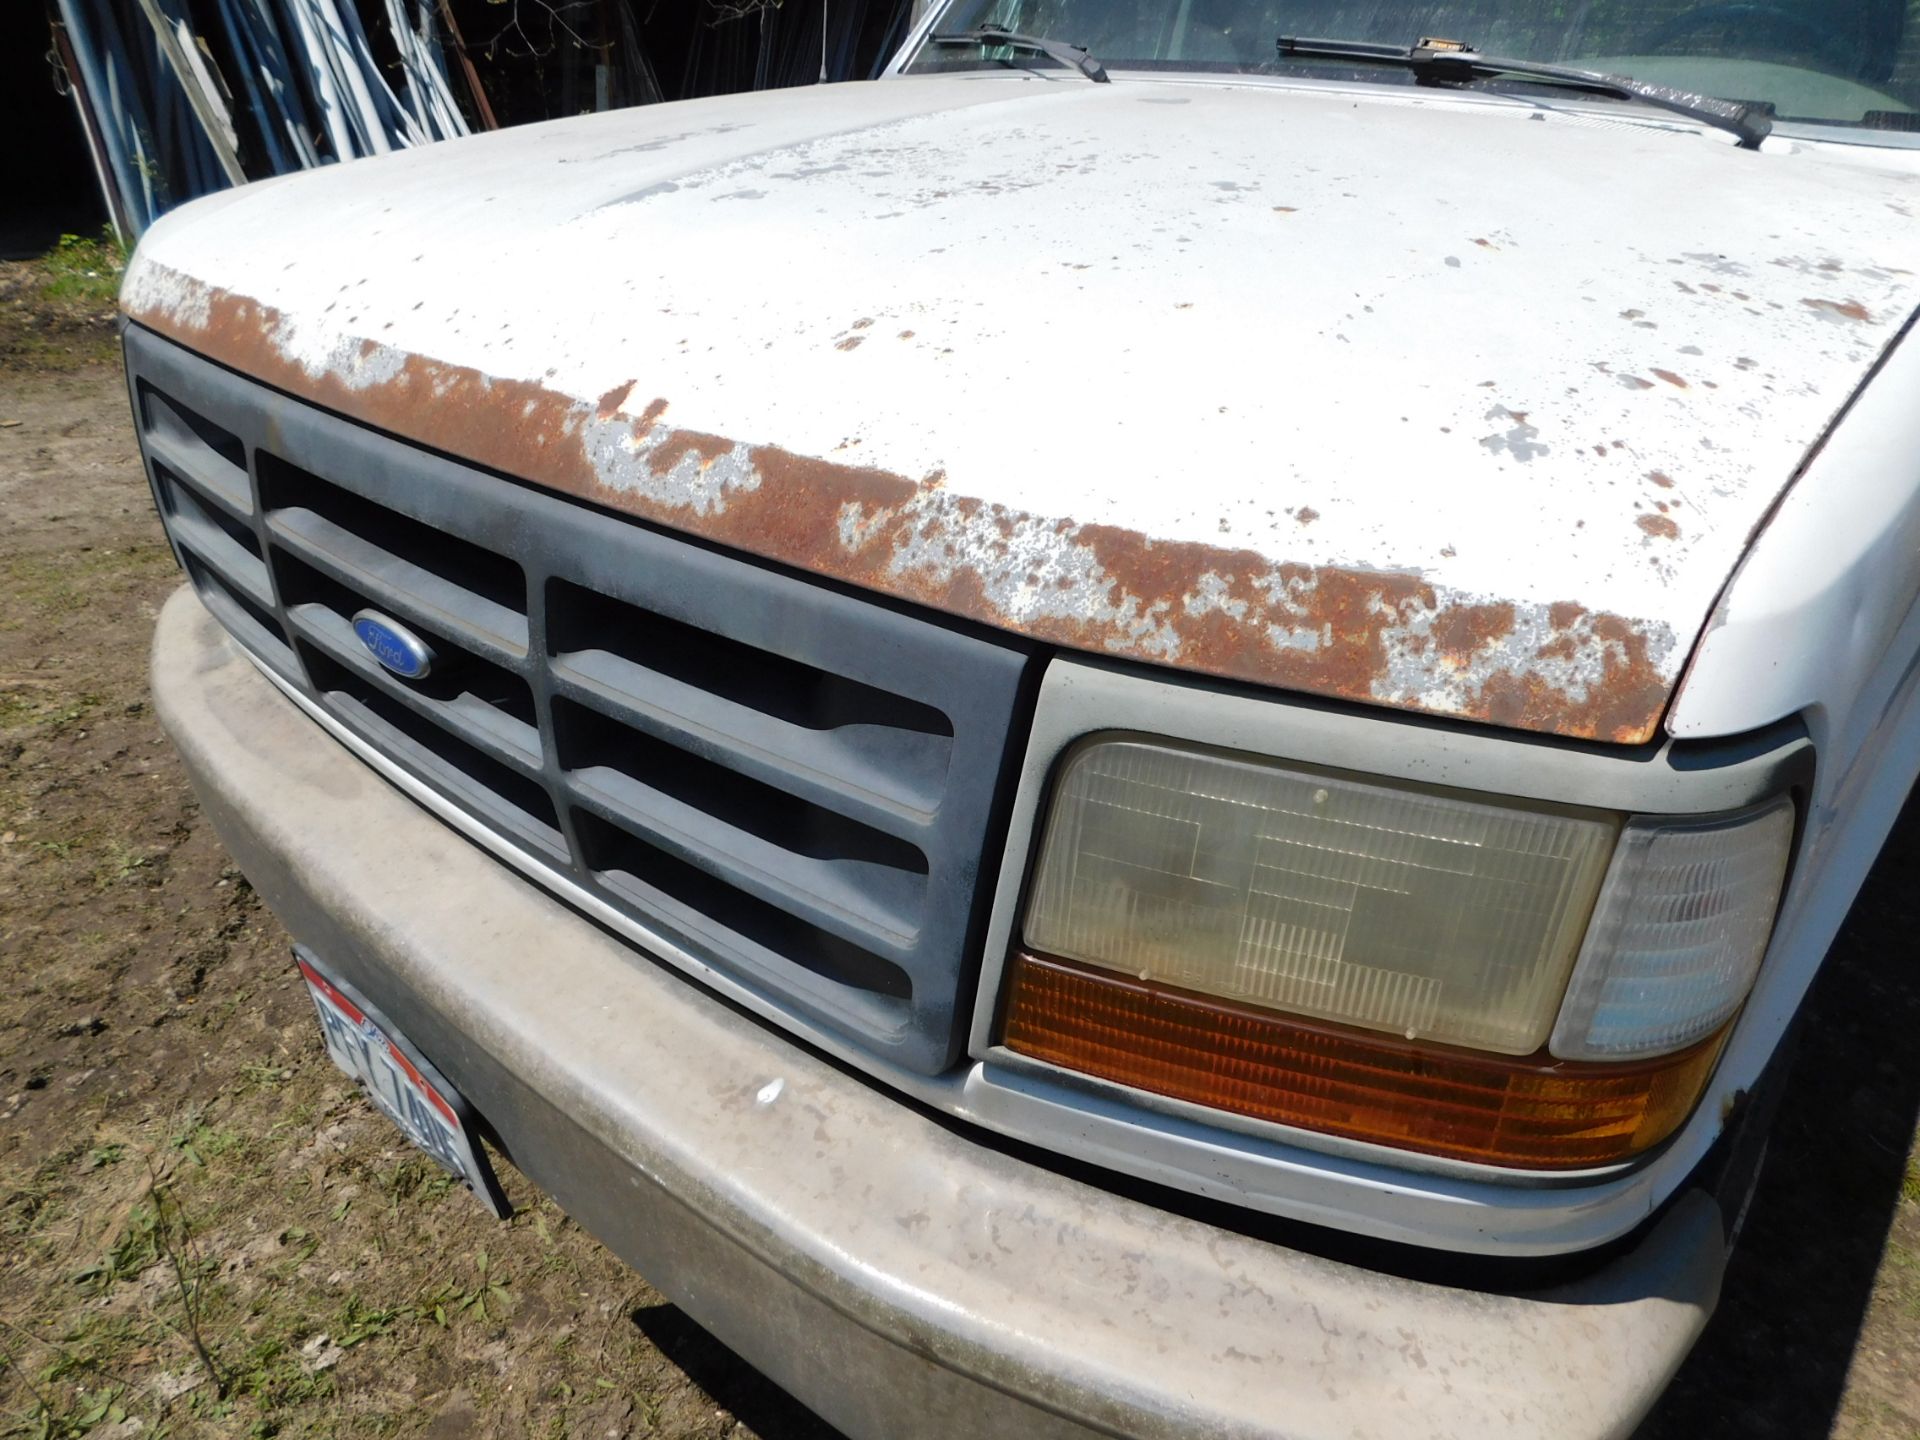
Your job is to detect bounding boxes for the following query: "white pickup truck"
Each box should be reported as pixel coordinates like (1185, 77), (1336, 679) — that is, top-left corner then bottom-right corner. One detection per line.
(123, 3), (1920, 1436)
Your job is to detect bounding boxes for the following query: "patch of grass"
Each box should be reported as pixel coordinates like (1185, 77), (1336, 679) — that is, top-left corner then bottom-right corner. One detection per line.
(374, 1157), (456, 1209)
(225, 1333), (334, 1413)
(92, 841), (155, 890)
(1, 1183), (57, 1239)
(0, 680), (104, 736)
(410, 1251), (515, 1330)
(238, 1065), (293, 1093)
(264, 1101), (316, 1138)
(0, 548), (174, 629)
(10, 1382), (133, 1439)
(1883, 1231), (1920, 1296)
(29, 1313), (154, 1389)
(457, 1249), (513, 1323)
(1900, 1158), (1920, 1207)
(0, 237), (126, 371)
(331, 1296), (401, 1350)
(72, 1202), (161, 1295)
(38, 231), (128, 309)
(170, 1121), (251, 1169)
(32, 835), (90, 863)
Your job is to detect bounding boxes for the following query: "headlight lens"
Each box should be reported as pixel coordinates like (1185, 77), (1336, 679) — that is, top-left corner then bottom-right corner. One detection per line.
(1002, 951), (1727, 1169)
(1006, 737), (1796, 1170)
(1549, 801), (1795, 1061)
(1022, 740), (1618, 1055)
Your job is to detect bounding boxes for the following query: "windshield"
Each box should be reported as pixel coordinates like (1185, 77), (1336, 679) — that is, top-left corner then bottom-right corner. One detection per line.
(910, 0), (1920, 129)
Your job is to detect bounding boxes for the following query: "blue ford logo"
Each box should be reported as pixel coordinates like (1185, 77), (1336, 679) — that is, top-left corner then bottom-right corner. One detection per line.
(352, 610), (435, 679)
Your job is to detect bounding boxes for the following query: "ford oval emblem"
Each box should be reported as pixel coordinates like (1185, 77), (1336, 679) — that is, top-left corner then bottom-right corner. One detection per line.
(352, 610), (435, 679)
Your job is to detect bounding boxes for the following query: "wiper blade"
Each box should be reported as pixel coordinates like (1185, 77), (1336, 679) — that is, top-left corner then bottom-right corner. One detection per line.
(1276, 35), (1771, 150)
(929, 24), (1110, 83)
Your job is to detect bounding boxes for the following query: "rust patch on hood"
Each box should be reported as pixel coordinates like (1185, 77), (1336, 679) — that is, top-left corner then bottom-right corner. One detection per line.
(1431, 603), (1518, 666)
(1802, 297), (1873, 323)
(647, 427), (737, 477)
(124, 271), (1680, 744)
(1637, 513), (1681, 540)
(596, 380), (638, 418)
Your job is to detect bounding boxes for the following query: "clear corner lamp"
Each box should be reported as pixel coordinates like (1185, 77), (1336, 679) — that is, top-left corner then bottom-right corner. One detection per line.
(1000, 740), (1794, 1170)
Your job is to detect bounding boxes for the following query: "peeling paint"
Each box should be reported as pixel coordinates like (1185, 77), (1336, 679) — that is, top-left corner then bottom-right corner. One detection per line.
(116, 76), (1920, 749)
(1637, 514), (1680, 540)
(1803, 297), (1873, 323)
(1479, 406), (1547, 462)
(127, 266), (1686, 743)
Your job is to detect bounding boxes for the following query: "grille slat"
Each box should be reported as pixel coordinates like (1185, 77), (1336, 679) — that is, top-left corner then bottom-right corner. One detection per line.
(304, 657), (567, 859)
(140, 388), (251, 517)
(187, 559), (300, 677)
(130, 328), (1032, 1075)
(549, 653), (946, 839)
(567, 765), (926, 958)
(268, 506), (531, 663)
(159, 475), (276, 611)
(574, 809), (915, 1033)
(285, 604), (545, 771)
(546, 579), (957, 822)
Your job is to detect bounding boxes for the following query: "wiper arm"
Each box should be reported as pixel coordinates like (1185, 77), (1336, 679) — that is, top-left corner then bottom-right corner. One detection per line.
(929, 24), (1110, 83)
(1276, 35), (1770, 150)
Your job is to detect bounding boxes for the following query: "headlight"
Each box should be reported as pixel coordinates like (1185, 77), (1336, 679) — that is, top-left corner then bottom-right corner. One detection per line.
(1022, 740), (1618, 1054)
(1549, 801), (1795, 1061)
(1001, 737), (1792, 1170)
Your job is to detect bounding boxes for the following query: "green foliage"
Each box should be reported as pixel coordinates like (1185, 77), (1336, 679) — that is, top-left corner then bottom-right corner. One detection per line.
(13, 1383), (130, 1439)
(239, 1065), (294, 1092)
(171, 1120), (250, 1168)
(37, 231), (127, 309)
(414, 1250), (514, 1328)
(375, 1157), (456, 1209)
(71, 1203), (161, 1295)
(331, 1297), (401, 1349)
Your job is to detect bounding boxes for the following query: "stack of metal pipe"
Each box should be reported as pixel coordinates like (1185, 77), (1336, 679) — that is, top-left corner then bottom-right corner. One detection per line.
(51, 0), (473, 239)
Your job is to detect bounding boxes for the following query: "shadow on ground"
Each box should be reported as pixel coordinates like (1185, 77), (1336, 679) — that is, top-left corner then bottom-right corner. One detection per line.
(632, 1303), (848, 1440)
(1638, 784), (1920, 1438)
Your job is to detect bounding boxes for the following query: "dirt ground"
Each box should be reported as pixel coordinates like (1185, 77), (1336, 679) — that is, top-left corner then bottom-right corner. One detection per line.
(1, 255), (1916, 1440)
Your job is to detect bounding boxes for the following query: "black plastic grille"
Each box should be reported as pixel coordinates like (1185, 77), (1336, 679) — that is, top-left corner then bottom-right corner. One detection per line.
(128, 326), (1032, 1073)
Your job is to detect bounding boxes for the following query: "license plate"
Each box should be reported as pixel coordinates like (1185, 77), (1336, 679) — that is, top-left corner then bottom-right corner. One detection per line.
(295, 946), (510, 1218)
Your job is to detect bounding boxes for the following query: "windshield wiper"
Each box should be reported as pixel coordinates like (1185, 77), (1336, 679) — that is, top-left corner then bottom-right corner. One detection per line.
(928, 24), (1110, 83)
(1276, 35), (1770, 150)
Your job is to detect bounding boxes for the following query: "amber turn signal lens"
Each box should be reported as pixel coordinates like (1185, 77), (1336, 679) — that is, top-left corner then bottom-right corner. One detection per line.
(1001, 951), (1723, 1170)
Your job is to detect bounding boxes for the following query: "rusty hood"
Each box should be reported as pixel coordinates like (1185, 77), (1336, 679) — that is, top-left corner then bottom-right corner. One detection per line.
(121, 74), (1920, 743)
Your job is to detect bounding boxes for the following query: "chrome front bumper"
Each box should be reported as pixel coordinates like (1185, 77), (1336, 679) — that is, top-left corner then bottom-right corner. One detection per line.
(154, 583), (1725, 1440)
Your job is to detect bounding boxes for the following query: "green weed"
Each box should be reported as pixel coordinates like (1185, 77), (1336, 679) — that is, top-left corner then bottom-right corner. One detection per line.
(239, 1065), (293, 1093)
(331, 1297), (400, 1350)
(16, 1383), (131, 1439)
(375, 1157), (455, 1209)
(170, 1121), (249, 1168)
(72, 1204), (160, 1295)
(38, 231), (127, 308)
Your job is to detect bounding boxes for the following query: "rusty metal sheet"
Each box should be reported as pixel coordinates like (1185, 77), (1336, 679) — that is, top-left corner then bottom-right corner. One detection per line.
(121, 75), (1920, 743)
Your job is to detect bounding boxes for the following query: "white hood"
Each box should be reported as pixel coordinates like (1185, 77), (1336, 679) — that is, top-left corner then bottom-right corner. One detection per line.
(123, 71), (1920, 742)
